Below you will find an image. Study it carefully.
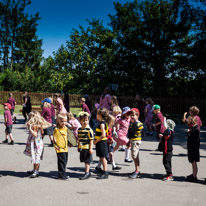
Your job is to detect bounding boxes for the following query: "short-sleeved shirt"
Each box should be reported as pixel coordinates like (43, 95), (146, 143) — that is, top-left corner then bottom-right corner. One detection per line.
(82, 103), (91, 114)
(95, 121), (108, 141)
(7, 97), (16, 109)
(53, 127), (68, 153)
(99, 94), (112, 110)
(78, 126), (94, 150)
(41, 107), (52, 124)
(155, 112), (165, 134)
(127, 121), (144, 141)
(23, 96), (31, 107)
(4, 110), (13, 126)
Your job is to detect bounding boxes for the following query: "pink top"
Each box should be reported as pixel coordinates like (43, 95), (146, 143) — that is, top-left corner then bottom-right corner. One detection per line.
(4, 110), (13, 126)
(116, 117), (131, 137)
(195, 115), (202, 130)
(69, 119), (81, 138)
(56, 97), (67, 114)
(99, 94), (112, 110)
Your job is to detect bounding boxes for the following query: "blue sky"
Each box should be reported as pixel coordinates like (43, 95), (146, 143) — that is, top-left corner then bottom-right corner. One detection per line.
(26, 0), (134, 58)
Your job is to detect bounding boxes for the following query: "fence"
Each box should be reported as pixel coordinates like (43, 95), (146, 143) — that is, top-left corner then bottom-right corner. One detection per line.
(0, 91), (206, 115)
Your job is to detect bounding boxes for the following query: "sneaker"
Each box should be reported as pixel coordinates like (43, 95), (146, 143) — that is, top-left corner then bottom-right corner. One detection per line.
(125, 159), (133, 163)
(112, 166), (122, 170)
(79, 172), (91, 180)
(95, 167), (104, 174)
(8, 141), (14, 145)
(163, 175), (174, 181)
(29, 172), (39, 178)
(2, 139), (8, 144)
(96, 172), (108, 180)
(27, 170), (34, 175)
(186, 175), (197, 182)
(129, 171), (141, 179)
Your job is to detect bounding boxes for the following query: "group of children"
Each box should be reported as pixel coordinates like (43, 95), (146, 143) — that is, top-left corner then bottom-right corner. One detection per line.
(0, 93), (204, 183)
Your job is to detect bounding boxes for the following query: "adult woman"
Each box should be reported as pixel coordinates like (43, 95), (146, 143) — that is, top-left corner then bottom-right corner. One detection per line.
(99, 87), (112, 111)
(53, 93), (67, 115)
(22, 91), (32, 122)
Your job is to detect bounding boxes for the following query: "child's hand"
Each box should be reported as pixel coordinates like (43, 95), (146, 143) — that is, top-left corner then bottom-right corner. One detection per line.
(159, 134), (163, 138)
(54, 145), (60, 150)
(89, 149), (93, 154)
(126, 141), (131, 147)
(68, 143), (73, 148)
(93, 140), (98, 145)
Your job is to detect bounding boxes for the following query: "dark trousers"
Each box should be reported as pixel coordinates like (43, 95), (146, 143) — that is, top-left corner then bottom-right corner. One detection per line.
(22, 106), (31, 120)
(163, 151), (173, 175)
(57, 152), (68, 177)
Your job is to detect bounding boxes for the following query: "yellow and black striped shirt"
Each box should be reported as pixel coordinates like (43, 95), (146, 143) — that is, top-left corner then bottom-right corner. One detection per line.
(95, 120), (108, 141)
(78, 126), (94, 149)
(127, 121), (144, 141)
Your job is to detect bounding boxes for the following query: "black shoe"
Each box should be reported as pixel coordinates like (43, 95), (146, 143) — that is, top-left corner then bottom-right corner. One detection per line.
(186, 175), (197, 182)
(95, 167), (104, 174)
(29, 172), (39, 178)
(125, 159), (133, 163)
(59, 175), (70, 181)
(96, 172), (108, 180)
(0, 174), (2, 177)
(79, 173), (91, 180)
(112, 166), (122, 170)
(2, 139), (8, 144)
(27, 170), (34, 175)
(8, 141), (14, 145)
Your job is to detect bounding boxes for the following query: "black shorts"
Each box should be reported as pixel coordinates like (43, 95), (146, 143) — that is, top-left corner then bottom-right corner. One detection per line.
(10, 109), (14, 116)
(96, 140), (108, 158)
(44, 126), (53, 136)
(5, 125), (13, 134)
(188, 147), (200, 163)
(80, 149), (93, 163)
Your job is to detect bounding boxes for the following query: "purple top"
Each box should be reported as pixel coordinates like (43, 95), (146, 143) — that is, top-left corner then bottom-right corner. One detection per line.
(99, 94), (112, 110)
(41, 107), (52, 124)
(155, 112), (165, 134)
(4, 110), (13, 126)
(82, 103), (91, 114)
(50, 103), (55, 117)
(7, 97), (16, 110)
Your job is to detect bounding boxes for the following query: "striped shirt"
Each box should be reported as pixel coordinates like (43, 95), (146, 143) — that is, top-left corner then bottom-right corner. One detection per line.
(127, 121), (144, 141)
(95, 121), (108, 141)
(78, 126), (94, 149)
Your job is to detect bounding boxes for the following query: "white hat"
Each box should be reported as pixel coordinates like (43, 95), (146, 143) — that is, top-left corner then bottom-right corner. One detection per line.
(122, 106), (130, 115)
(166, 119), (176, 131)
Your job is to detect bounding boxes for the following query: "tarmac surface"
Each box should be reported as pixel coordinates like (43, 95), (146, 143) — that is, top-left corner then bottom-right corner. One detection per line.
(0, 114), (206, 206)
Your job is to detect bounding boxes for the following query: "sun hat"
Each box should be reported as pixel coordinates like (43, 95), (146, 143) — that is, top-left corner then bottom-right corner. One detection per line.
(42, 98), (52, 103)
(2, 103), (12, 110)
(153, 104), (160, 110)
(166, 119), (176, 131)
(122, 106), (130, 115)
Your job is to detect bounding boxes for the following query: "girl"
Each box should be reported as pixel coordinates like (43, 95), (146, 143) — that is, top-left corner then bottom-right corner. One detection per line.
(41, 98), (54, 146)
(111, 96), (119, 111)
(7, 92), (17, 124)
(67, 112), (81, 140)
(24, 111), (51, 178)
(113, 107), (132, 162)
(144, 98), (154, 136)
(53, 93), (67, 115)
(94, 108), (110, 179)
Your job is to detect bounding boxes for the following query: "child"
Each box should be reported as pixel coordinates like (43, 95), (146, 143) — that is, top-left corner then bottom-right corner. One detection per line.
(183, 106), (202, 130)
(153, 104), (165, 144)
(114, 106), (132, 162)
(2, 103), (14, 145)
(53, 93), (67, 115)
(67, 112), (81, 140)
(127, 108), (143, 179)
(53, 113), (70, 180)
(77, 112), (94, 180)
(80, 97), (91, 115)
(144, 98), (154, 136)
(185, 116), (200, 182)
(41, 98), (54, 146)
(7, 92), (17, 124)
(158, 119), (176, 181)
(24, 111), (51, 178)
(94, 108), (109, 179)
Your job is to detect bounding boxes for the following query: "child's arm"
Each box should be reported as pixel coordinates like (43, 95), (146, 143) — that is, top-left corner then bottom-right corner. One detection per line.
(182, 112), (187, 123)
(27, 123), (37, 137)
(89, 140), (93, 154)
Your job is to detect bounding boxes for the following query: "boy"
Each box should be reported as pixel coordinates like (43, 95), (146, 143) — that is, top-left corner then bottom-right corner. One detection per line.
(127, 108), (144, 179)
(2, 103), (14, 145)
(77, 112), (94, 180)
(80, 98), (91, 115)
(53, 114), (70, 180)
(158, 119), (176, 181)
(185, 116), (200, 182)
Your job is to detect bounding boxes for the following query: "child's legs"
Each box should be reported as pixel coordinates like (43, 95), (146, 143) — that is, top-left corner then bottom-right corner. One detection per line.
(57, 152), (68, 177)
(134, 155), (140, 172)
(8, 133), (14, 141)
(49, 135), (54, 142)
(100, 157), (107, 172)
(85, 163), (90, 173)
(192, 161), (198, 178)
(113, 144), (120, 152)
(131, 141), (141, 171)
(5, 129), (9, 140)
(33, 163), (40, 171)
(163, 152), (172, 175)
(109, 152), (114, 163)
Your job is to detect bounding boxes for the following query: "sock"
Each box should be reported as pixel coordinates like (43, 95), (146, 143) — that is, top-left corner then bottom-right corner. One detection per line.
(125, 148), (130, 160)
(112, 162), (116, 168)
(97, 162), (101, 168)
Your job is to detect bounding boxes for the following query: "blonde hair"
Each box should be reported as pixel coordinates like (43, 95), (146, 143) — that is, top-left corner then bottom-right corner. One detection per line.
(8, 92), (13, 97)
(107, 114), (115, 128)
(97, 108), (109, 121)
(81, 97), (86, 102)
(43, 102), (51, 108)
(111, 96), (118, 105)
(113, 106), (122, 116)
(67, 112), (75, 121)
(56, 113), (67, 125)
(48, 97), (53, 103)
(189, 106), (200, 116)
(27, 111), (51, 129)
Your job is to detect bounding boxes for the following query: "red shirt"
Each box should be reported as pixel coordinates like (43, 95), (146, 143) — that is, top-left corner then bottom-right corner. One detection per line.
(155, 112), (165, 134)
(41, 107), (52, 124)
(4, 110), (13, 126)
(82, 103), (91, 114)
